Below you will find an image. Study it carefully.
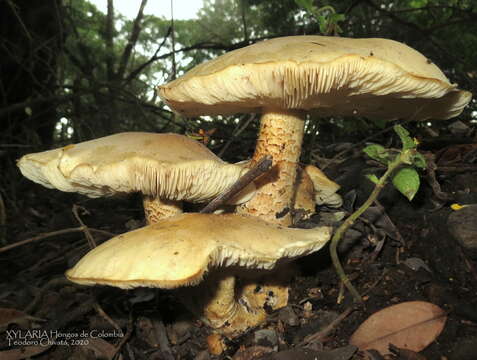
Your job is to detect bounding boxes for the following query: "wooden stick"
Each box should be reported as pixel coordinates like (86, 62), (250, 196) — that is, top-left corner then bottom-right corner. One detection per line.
(300, 306), (356, 345)
(0, 227), (114, 254)
(72, 204), (97, 248)
(200, 155), (273, 214)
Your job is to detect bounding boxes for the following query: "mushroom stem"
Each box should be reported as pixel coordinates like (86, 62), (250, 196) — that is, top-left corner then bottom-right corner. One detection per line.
(202, 274), (243, 328)
(237, 109), (305, 226)
(142, 196), (183, 224)
(178, 271), (267, 336)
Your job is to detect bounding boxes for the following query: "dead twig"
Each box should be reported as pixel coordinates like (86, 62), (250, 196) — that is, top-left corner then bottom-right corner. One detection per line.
(436, 165), (477, 173)
(0, 192), (5, 245)
(93, 301), (122, 332)
(153, 316), (175, 360)
(300, 306), (356, 346)
(24, 277), (73, 313)
(217, 114), (256, 157)
(424, 153), (453, 202)
(0, 227), (114, 254)
(111, 313), (134, 358)
(72, 204), (97, 248)
(200, 155), (273, 214)
(362, 269), (390, 297)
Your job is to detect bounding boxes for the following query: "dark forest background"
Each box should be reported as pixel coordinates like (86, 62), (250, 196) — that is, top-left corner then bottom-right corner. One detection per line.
(1, 0), (476, 228)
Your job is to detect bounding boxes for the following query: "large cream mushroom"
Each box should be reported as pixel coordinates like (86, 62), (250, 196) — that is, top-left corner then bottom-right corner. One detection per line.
(66, 212), (332, 336)
(158, 35), (471, 225)
(17, 132), (255, 223)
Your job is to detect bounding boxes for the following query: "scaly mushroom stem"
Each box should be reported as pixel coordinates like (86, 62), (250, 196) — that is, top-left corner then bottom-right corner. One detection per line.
(238, 109), (305, 226)
(142, 196), (183, 224)
(178, 271), (267, 337)
(239, 267), (293, 312)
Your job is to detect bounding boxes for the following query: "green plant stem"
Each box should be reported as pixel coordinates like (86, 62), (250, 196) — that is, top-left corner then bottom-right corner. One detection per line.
(330, 149), (413, 304)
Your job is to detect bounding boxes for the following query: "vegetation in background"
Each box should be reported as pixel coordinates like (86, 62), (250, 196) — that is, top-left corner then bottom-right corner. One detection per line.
(0, 0), (476, 206)
(330, 125), (427, 303)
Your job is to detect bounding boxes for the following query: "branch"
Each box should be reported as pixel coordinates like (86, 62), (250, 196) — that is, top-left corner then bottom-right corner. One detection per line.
(392, 4), (475, 15)
(169, 0), (177, 80)
(143, 35), (272, 66)
(200, 155), (272, 214)
(0, 227), (114, 254)
(363, 0), (427, 34)
(117, 0), (148, 79)
(105, 0), (115, 81)
(0, 94), (74, 119)
(125, 26), (172, 83)
(63, 4), (95, 74)
(240, 0), (249, 43)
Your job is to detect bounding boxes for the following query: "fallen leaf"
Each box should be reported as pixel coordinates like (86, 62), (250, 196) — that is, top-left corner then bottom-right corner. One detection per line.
(349, 301), (446, 355)
(0, 344), (53, 360)
(76, 337), (117, 360)
(260, 345), (357, 360)
(403, 257), (432, 273)
(389, 343), (428, 360)
(0, 308), (45, 331)
(232, 345), (273, 360)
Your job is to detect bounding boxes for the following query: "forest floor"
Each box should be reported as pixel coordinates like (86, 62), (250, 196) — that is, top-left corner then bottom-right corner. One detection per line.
(1, 140), (477, 360)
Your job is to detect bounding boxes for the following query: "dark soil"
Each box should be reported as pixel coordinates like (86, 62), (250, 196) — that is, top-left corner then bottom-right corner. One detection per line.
(1, 141), (477, 360)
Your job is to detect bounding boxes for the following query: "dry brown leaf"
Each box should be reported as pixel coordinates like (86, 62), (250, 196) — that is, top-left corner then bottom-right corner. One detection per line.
(232, 345), (274, 360)
(0, 344), (53, 360)
(207, 333), (225, 355)
(76, 337), (117, 359)
(0, 308), (45, 331)
(349, 301), (446, 355)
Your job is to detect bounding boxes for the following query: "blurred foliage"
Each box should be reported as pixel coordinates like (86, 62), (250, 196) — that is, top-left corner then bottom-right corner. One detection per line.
(294, 1), (345, 35)
(0, 0), (476, 165)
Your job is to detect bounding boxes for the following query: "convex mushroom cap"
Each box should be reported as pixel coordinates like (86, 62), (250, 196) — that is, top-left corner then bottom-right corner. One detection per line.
(65, 213), (331, 287)
(17, 132), (255, 222)
(66, 213), (332, 334)
(158, 35), (471, 120)
(304, 165), (342, 207)
(294, 164), (342, 218)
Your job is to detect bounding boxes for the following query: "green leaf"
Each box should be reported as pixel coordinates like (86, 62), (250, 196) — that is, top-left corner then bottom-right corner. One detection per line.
(366, 174), (380, 184)
(331, 13), (346, 22)
(369, 117), (387, 129)
(295, 0), (315, 10)
(295, 0), (317, 16)
(394, 125), (416, 150)
(363, 144), (391, 164)
(392, 167), (420, 201)
(412, 153), (427, 169)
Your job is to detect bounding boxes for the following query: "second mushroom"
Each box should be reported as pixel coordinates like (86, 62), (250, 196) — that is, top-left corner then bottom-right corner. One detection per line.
(17, 132), (256, 224)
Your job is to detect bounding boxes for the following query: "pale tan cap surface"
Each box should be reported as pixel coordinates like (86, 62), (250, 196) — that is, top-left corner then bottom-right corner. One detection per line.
(304, 165), (342, 207)
(159, 35), (471, 120)
(65, 213), (331, 289)
(17, 132), (254, 203)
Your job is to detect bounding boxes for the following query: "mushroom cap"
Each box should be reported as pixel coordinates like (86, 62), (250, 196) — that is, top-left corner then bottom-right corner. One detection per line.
(304, 165), (342, 207)
(17, 132), (254, 203)
(65, 213), (331, 289)
(159, 35), (471, 120)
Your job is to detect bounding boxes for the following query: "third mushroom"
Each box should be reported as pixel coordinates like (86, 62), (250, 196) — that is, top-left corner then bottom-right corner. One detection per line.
(66, 213), (332, 336)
